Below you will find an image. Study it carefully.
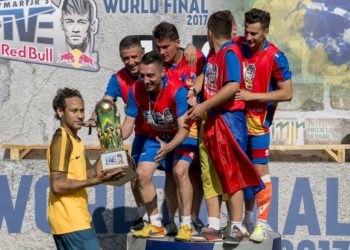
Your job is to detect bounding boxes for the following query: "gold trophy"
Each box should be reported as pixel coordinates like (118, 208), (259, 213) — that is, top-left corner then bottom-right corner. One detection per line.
(95, 99), (136, 185)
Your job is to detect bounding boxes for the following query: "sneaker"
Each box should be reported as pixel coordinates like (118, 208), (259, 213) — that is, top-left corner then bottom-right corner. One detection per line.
(249, 224), (266, 242)
(192, 219), (205, 233)
(243, 221), (254, 236)
(191, 227), (222, 242)
(130, 217), (146, 232)
(164, 221), (178, 236)
(132, 224), (165, 238)
(175, 224), (192, 242)
(223, 225), (246, 245)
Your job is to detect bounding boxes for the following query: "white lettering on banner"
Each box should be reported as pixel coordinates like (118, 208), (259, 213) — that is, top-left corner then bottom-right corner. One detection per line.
(103, 0), (209, 25)
(0, 175), (349, 250)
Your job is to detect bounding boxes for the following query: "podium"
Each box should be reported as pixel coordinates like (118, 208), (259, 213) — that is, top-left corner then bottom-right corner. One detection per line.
(127, 230), (281, 250)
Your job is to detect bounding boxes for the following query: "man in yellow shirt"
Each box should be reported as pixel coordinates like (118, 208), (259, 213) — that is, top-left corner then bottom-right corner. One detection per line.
(48, 87), (124, 249)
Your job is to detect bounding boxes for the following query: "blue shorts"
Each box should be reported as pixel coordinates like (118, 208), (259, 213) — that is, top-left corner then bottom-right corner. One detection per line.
(53, 228), (100, 250)
(131, 134), (148, 164)
(174, 137), (197, 164)
(248, 133), (270, 164)
(138, 136), (197, 172)
(138, 137), (174, 172)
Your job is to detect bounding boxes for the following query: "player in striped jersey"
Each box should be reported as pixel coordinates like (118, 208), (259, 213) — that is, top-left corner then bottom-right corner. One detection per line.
(235, 8), (292, 242)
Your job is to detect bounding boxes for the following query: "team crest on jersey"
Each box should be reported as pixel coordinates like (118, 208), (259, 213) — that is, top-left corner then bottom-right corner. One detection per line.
(144, 108), (177, 131)
(243, 63), (256, 90)
(204, 63), (218, 95)
(182, 73), (197, 87)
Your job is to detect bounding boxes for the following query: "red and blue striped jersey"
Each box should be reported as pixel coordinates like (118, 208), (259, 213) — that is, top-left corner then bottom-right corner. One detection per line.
(203, 41), (245, 111)
(236, 37), (292, 135)
(126, 76), (187, 138)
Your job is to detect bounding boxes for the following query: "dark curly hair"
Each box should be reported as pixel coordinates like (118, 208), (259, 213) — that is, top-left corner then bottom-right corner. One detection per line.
(52, 88), (83, 120)
(244, 8), (271, 30)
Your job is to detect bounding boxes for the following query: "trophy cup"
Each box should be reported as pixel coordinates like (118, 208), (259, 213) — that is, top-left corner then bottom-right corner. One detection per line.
(95, 99), (136, 185)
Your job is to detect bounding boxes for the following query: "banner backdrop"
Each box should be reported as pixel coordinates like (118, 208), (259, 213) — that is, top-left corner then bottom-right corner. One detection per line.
(0, 161), (349, 249)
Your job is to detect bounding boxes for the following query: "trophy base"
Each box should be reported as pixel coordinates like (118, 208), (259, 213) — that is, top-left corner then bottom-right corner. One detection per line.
(101, 150), (129, 170)
(99, 150), (137, 186)
(104, 166), (137, 186)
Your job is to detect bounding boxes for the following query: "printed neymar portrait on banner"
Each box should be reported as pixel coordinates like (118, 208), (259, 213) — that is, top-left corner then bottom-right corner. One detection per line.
(0, 0), (100, 71)
(56, 0), (99, 69)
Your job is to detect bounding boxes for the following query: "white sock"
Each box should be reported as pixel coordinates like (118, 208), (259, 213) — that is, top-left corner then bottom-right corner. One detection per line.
(181, 215), (191, 227)
(208, 217), (220, 231)
(232, 221), (246, 233)
(137, 207), (146, 218)
(244, 210), (253, 224)
(150, 214), (162, 227)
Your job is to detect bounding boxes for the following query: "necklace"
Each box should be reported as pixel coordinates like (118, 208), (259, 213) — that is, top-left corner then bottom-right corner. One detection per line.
(147, 89), (162, 125)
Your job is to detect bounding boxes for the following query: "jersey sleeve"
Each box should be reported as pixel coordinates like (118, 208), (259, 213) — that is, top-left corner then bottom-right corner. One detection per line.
(272, 51), (292, 82)
(125, 88), (139, 118)
(224, 50), (241, 84)
(104, 74), (123, 99)
(174, 86), (188, 117)
(49, 129), (73, 173)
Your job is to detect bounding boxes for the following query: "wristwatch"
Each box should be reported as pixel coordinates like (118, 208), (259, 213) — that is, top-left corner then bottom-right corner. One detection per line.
(189, 87), (197, 97)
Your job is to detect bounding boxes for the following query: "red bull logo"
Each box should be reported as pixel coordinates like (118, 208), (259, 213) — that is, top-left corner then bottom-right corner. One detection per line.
(56, 49), (96, 69)
(78, 53), (96, 68)
(57, 51), (75, 64)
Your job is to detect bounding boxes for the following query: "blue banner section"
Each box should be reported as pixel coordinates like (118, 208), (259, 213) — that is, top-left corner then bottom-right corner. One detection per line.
(145, 240), (214, 250)
(1, 174), (350, 249)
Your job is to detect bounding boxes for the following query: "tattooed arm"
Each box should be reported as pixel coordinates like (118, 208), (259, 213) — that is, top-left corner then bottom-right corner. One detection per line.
(48, 129), (124, 195)
(50, 168), (124, 195)
(86, 155), (99, 179)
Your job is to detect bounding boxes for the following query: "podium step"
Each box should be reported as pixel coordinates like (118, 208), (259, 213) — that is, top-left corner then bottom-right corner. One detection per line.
(127, 230), (281, 250)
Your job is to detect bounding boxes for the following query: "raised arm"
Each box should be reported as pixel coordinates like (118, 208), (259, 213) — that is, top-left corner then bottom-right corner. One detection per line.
(235, 79), (292, 102)
(184, 44), (198, 66)
(188, 81), (240, 120)
(236, 51), (292, 102)
(121, 115), (136, 140)
(122, 87), (138, 140)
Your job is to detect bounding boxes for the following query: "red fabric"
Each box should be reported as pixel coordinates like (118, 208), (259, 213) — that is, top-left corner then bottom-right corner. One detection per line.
(204, 113), (262, 194)
(203, 43), (245, 112)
